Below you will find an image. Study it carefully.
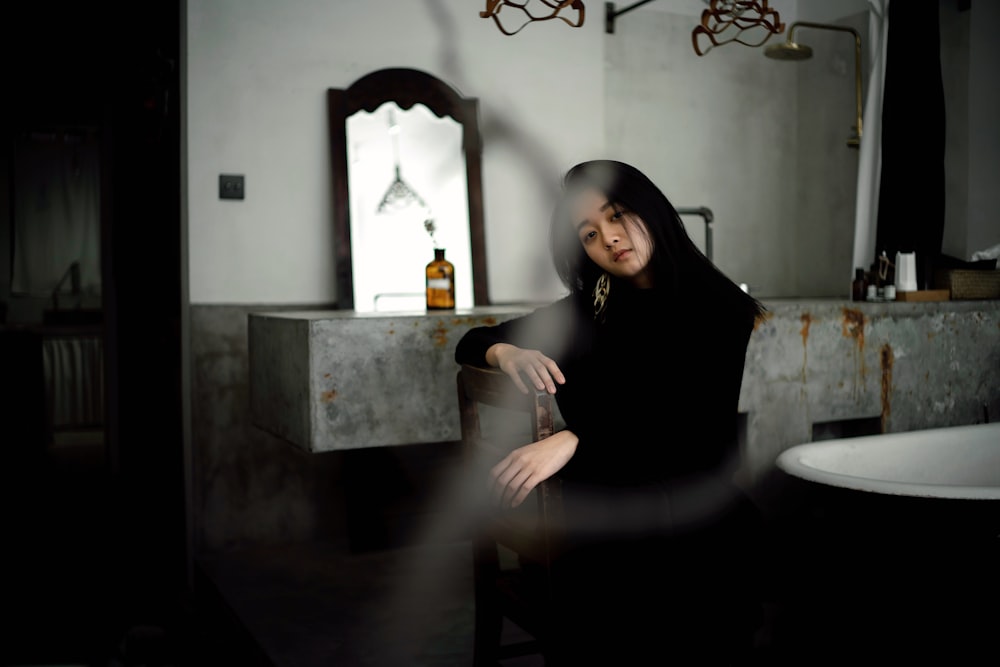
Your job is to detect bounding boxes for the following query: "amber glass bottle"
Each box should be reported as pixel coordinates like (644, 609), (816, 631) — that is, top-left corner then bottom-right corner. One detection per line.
(426, 248), (455, 310)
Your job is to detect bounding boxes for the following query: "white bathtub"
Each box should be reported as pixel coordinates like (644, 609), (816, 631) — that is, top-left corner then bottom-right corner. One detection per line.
(769, 422), (999, 659)
(776, 421), (1000, 500)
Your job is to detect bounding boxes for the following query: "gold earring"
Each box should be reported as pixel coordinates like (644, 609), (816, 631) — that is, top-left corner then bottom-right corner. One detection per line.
(593, 272), (610, 322)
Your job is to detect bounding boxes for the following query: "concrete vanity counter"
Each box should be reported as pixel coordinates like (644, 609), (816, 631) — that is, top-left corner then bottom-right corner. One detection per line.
(248, 299), (1000, 484)
(248, 305), (534, 452)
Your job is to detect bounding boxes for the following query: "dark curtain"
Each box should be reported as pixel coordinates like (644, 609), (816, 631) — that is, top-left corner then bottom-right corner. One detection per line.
(874, 0), (946, 288)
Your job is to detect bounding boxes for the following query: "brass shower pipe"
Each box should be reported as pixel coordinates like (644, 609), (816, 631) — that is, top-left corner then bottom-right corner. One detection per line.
(765, 21), (863, 148)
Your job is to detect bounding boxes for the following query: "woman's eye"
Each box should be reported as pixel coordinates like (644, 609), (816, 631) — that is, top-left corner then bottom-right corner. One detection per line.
(581, 230), (596, 242)
(611, 210), (625, 220)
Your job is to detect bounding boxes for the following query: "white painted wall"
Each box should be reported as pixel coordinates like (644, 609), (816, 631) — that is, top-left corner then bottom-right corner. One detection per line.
(187, 0), (603, 305)
(186, 0), (996, 304)
(604, 6), (806, 296)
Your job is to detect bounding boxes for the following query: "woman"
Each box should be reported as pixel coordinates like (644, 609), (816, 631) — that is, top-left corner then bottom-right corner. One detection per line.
(455, 160), (767, 664)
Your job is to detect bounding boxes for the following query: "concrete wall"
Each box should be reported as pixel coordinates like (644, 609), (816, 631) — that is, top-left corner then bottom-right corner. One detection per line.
(739, 299), (1000, 486)
(245, 300), (1000, 484)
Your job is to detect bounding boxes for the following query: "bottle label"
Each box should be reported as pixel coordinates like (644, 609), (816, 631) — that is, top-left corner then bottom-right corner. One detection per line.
(427, 278), (451, 290)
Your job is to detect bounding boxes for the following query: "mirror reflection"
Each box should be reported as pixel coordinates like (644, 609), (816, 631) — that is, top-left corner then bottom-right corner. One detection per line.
(347, 102), (472, 312)
(328, 67), (489, 312)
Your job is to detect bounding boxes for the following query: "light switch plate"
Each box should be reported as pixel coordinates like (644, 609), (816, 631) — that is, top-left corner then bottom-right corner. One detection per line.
(219, 174), (245, 200)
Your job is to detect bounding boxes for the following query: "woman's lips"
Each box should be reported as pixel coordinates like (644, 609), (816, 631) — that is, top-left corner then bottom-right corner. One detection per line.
(613, 249), (631, 261)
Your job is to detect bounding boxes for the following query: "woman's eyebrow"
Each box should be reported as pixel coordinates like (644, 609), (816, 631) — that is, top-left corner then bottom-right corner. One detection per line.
(575, 201), (613, 230)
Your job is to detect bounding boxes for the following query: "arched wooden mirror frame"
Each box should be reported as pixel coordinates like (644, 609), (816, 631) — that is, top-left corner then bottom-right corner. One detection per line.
(327, 67), (489, 310)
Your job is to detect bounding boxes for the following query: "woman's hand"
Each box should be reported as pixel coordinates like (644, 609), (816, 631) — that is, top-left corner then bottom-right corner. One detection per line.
(486, 343), (566, 395)
(490, 430), (579, 509)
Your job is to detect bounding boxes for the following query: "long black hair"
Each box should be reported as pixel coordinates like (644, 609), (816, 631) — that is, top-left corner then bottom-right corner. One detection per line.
(548, 159), (765, 322)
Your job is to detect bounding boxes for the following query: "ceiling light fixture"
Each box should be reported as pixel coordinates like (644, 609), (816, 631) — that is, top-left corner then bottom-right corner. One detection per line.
(481, 0), (586, 36)
(691, 0), (785, 56)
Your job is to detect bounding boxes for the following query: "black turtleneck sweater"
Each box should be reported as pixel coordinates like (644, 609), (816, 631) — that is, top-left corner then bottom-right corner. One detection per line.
(455, 283), (756, 488)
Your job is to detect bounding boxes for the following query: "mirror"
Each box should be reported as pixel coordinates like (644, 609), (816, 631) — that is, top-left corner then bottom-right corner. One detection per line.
(347, 103), (470, 311)
(328, 68), (489, 311)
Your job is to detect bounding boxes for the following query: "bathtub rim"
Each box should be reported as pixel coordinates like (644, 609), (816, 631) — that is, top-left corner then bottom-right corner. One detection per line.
(775, 422), (1000, 500)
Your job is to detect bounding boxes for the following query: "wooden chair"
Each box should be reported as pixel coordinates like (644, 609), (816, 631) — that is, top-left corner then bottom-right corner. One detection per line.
(456, 364), (564, 666)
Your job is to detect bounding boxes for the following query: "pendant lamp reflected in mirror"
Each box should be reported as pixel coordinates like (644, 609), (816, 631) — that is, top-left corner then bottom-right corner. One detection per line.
(376, 109), (429, 214)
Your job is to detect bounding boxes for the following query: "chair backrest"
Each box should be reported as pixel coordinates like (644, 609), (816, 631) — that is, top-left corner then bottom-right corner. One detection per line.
(456, 364), (564, 562)
(456, 363), (564, 660)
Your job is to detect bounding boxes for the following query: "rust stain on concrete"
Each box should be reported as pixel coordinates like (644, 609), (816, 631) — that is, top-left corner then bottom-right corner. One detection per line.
(841, 308), (865, 346)
(880, 343), (894, 433)
(321, 389), (338, 404)
(437, 316), (499, 328)
(323, 373), (331, 378)
(432, 321), (449, 347)
(799, 313), (812, 347)
(841, 307), (867, 382)
(450, 316), (498, 326)
(800, 313), (812, 383)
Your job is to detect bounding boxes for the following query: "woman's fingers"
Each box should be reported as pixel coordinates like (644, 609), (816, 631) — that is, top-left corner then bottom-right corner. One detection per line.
(522, 357), (564, 394)
(488, 432), (577, 509)
(521, 364), (551, 393)
(489, 459), (515, 504)
(513, 357), (565, 394)
(544, 359), (567, 386)
(508, 476), (537, 508)
(490, 452), (541, 509)
(492, 345), (565, 395)
(496, 469), (536, 508)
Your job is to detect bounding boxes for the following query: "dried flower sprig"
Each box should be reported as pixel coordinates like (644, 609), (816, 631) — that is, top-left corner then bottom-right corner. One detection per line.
(424, 218), (439, 246)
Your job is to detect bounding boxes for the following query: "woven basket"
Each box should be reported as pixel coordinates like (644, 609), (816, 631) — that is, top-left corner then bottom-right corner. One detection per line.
(933, 269), (1000, 300)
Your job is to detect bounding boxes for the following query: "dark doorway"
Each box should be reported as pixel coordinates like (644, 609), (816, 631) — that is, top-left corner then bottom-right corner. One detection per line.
(2, 1), (187, 663)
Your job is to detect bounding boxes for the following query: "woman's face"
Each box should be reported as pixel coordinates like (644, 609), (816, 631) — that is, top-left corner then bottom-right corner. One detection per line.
(572, 187), (654, 288)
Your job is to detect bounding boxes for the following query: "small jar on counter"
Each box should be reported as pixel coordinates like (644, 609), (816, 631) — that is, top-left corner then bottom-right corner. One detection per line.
(852, 268), (866, 301)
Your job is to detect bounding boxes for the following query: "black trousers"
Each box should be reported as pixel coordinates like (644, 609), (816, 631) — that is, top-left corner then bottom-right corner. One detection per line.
(543, 479), (765, 666)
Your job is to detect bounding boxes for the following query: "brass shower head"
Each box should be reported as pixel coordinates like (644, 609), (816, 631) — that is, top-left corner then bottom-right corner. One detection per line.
(764, 40), (813, 60)
(765, 20), (863, 148)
